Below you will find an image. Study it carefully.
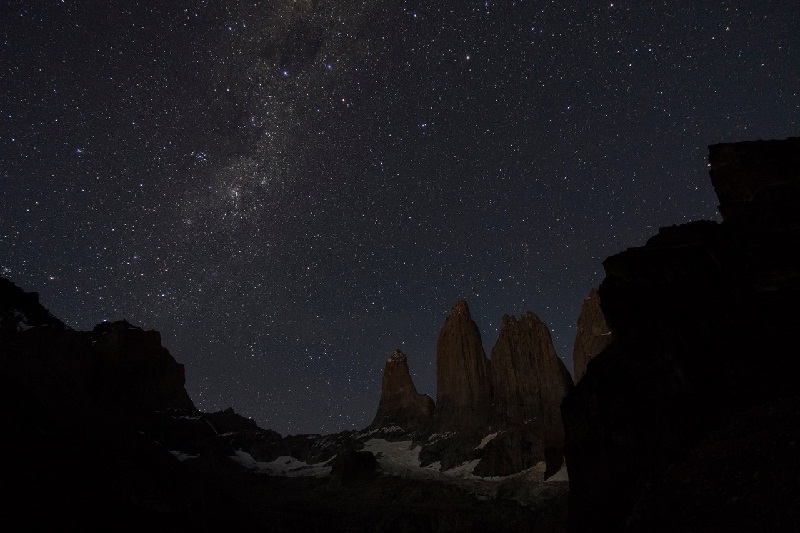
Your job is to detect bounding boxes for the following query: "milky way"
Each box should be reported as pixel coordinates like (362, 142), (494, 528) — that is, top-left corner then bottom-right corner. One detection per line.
(2, 1), (798, 434)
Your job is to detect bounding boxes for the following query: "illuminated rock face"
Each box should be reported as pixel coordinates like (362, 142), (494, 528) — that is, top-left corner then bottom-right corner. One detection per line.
(563, 137), (800, 532)
(486, 312), (573, 477)
(571, 288), (613, 384)
(369, 349), (434, 433)
(492, 312), (572, 430)
(433, 300), (493, 432)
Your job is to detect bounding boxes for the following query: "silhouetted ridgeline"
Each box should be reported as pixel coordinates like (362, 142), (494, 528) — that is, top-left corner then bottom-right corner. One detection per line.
(563, 136), (800, 532)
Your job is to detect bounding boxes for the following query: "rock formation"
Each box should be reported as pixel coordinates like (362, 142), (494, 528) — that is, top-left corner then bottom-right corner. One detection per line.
(416, 303), (574, 478)
(1, 276), (570, 530)
(562, 137), (800, 532)
(433, 300), (493, 431)
(491, 312), (572, 429)
(571, 288), (612, 383)
(369, 349), (434, 433)
(475, 312), (573, 477)
(1, 277), (195, 418)
(89, 320), (196, 415)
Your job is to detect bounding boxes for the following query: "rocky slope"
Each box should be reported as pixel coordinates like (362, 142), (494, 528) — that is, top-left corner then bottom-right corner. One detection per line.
(562, 136), (800, 532)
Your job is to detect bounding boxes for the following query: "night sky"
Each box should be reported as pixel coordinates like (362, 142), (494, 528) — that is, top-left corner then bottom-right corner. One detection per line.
(2, 1), (798, 435)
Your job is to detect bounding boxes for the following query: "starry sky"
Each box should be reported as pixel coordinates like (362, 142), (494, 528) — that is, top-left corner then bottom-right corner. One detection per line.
(2, 1), (798, 435)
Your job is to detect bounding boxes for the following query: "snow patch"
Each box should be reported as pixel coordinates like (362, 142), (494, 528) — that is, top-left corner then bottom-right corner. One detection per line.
(169, 450), (199, 461)
(357, 426), (406, 439)
(230, 450), (332, 477)
(443, 459), (481, 477)
(476, 432), (498, 450)
(362, 439), (422, 474)
(546, 464), (569, 482)
(425, 461), (441, 470)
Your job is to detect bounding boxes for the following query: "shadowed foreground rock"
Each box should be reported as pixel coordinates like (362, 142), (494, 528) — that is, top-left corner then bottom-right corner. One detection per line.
(562, 136), (800, 532)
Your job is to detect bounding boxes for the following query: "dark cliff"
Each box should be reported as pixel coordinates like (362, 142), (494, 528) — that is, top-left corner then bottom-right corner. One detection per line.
(562, 137), (800, 532)
(1, 278), (196, 421)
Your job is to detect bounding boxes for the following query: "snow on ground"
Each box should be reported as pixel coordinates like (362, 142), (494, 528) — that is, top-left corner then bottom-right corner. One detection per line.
(169, 450), (199, 461)
(361, 438), (560, 481)
(476, 432), (498, 449)
(445, 459), (482, 477)
(358, 438), (569, 500)
(546, 464), (569, 482)
(229, 450), (332, 477)
(361, 438), (422, 473)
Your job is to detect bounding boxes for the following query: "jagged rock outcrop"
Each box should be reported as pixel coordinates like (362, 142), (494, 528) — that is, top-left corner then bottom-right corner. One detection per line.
(571, 289), (613, 383)
(709, 136), (800, 227)
(485, 312), (573, 477)
(369, 349), (434, 433)
(433, 300), (493, 431)
(0, 277), (66, 338)
(562, 137), (800, 532)
(1, 278), (195, 419)
(90, 320), (196, 415)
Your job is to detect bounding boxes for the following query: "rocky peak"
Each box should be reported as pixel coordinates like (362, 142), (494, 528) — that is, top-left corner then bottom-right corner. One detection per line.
(388, 348), (406, 363)
(453, 300), (470, 315)
(491, 311), (572, 429)
(572, 288), (613, 383)
(369, 349), (434, 433)
(433, 300), (493, 431)
(488, 311), (573, 477)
